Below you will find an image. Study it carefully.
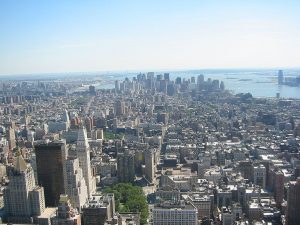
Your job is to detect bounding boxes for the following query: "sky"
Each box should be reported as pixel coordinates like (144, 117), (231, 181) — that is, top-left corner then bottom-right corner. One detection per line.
(0, 0), (300, 75)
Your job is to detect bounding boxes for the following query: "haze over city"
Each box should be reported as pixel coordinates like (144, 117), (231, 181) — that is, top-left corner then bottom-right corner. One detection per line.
(2, 1), (300, 225)
(1, 0), (300, 75)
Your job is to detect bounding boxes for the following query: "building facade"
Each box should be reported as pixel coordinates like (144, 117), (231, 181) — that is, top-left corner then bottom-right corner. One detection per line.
(4, 152), (45, 223)
(152, 201), (198, 225)
(35, 140), (67, 206)
(117, 149), (135, 183)
(286, 178), (300, 225)
(76, 127), (96, 197)
(64, 156), (88, 212)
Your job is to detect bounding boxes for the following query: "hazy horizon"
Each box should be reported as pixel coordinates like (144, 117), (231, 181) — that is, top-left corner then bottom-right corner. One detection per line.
(1, 0), (300, 75)
(1, 67), (300, 79)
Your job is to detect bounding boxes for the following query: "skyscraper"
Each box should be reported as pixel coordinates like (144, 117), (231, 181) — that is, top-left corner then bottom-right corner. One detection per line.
(273, 169), (284, 207)
(4, 152), (45, 223)
(35, 140), (67, 206)
(278, 70), (284, 85)
(115, 80), (120, 92)
(64, 156), (88, 212)
(76, 127), (96, 197)
(6, 126), (16, 150)
(117, 149), (135, 183)
(114, 99), (125, 116)
(145, 149), (155, 183)
(164, 73), (170, 81)
(286, 178), (300, 225)
(62, 109), (70, 130)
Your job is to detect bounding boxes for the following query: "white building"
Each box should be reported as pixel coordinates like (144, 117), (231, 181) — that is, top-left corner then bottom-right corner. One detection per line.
(64, 156), (88, 212)
(76, 127), (96, 197)
(152, 201), (198, 225)
(4, 152), (45, 223)
(62, 109), (70, 130)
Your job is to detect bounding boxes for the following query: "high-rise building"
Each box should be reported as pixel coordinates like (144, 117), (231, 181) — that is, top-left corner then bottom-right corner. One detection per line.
(35, 140), (67, 206)
(114, 99), (125, 116)
(76, 127), (96, 197)
(145, 149), (155, 183)
(51, 195), (81, 225)
(278, 70), (284, 85)
(164, 73), (170, 81)
(6, 126), (16, 150)
(273, 169), (284, 207)
(117, 149), (135, 183)
(89, 85), (96, 95)
(62, 109), (70, 130)
(84, 116), (93, 132)
(175, 77), (181, 85)
(286, 178), (300, 225)
(64, 156), (88, 212)
(197, 74), (204, 86)
(156, 74), (163, 81)
(147, 72), (155, 80)
(4, 152), (45, 223)
(115, 80), (120, 92)
(191, 76), (196, 83)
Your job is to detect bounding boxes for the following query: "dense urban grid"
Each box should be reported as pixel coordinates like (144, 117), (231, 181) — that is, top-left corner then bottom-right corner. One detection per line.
(0, 71), (300, 225)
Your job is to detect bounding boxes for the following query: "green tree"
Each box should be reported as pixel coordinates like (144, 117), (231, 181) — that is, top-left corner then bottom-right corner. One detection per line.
(104, 183), (149, 224)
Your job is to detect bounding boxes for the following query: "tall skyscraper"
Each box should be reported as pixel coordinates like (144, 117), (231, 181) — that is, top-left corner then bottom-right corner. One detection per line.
(89, 85), (96, 95)
(4, 152), (45, 223)
(175, 77), (182, 85)
(286, 178), (300, 225)
(84, 116), (93, 132)
(76, 127), (96, 197)
(114, 99), (125, 116)
(197, 74), (205, 90)
(115, 80), (120, 92)
(64, 156), (88, 212)
(273, 169), (284, 207)
(35, 140), (67, 206)
(278, 70), (284, 85)
(117, 149), (135, 183)
(6, 126), (16, 150)
(145, 149), (155, 183)
(164, 73), (170, 81)
(62, 109), (70, 130)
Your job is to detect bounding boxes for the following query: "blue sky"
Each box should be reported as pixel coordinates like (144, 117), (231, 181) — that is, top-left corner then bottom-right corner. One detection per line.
(0, 0), (300, 75)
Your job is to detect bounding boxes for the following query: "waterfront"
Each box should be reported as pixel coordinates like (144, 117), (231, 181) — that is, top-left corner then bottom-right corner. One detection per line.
(93, 69), (300, 99)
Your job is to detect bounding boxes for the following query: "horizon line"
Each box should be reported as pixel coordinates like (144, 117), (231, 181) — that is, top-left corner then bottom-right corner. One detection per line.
(1, 66), (300, 77)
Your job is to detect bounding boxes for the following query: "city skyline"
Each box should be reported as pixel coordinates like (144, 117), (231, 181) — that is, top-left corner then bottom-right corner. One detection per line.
(1, 0), (300, 75)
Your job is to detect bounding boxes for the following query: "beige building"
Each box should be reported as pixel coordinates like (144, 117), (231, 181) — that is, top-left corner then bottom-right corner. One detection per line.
(3, 152), (45, 223)
(64, 156), (88, 212)
(76, 127), (96, 197)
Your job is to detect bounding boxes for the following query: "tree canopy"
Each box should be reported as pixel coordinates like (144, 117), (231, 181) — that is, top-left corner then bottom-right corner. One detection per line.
(104, 183), (148, 224)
